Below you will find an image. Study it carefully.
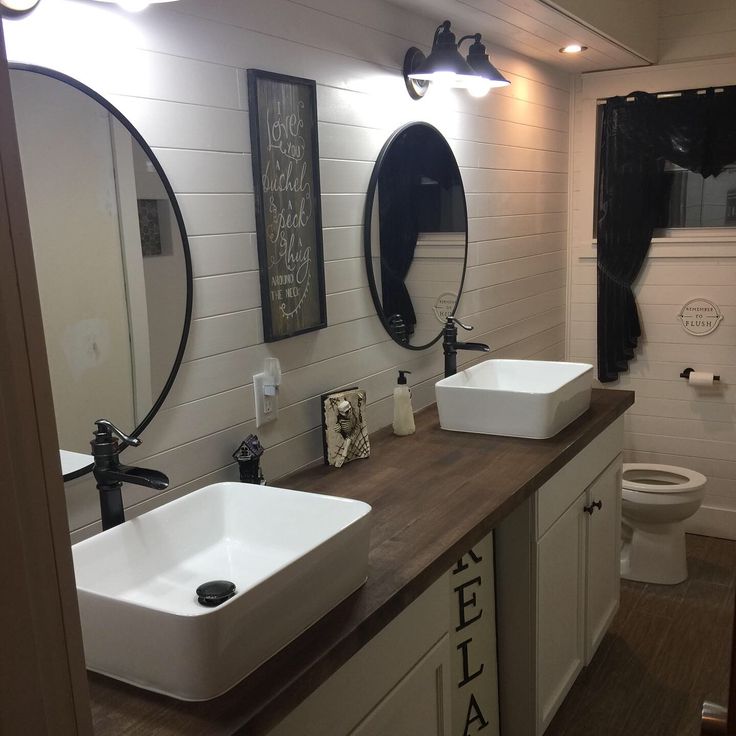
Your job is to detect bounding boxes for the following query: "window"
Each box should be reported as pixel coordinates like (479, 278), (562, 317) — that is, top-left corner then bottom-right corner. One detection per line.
(594, 101), (736, 235)
(656, 162), (736, 228)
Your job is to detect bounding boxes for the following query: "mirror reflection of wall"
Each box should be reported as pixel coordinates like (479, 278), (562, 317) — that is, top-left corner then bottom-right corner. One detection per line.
(131, 144), (186, 395)
(365, 123), (467, 350)
(10, 67), (190, 474)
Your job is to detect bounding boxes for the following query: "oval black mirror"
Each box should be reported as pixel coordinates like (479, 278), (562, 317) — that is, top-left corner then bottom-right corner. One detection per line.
(9, 65), (193, 481)
(364, 122), (468, 349)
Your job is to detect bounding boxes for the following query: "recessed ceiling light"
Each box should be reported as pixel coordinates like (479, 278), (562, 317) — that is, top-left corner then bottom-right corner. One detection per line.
(560, 44), (588, 54)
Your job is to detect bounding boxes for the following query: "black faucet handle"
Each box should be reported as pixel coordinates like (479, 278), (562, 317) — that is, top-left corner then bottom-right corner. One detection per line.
(93, 419), (142, 447)
(447, 316), (473, 331)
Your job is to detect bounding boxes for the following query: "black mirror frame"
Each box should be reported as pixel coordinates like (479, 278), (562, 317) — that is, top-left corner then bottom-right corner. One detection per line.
(363, 121), (468, 351)
(9, 63), (194, 481)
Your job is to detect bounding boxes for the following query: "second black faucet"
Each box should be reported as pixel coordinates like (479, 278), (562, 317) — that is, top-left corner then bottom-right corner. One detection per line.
(442, 316), (490, 377)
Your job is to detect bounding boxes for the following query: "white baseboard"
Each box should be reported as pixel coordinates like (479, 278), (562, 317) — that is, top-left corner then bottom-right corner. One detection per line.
(684, 505), (736, 541)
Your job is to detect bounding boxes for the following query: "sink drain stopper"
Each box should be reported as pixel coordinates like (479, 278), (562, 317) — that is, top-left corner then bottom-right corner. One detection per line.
(196, 580), (236, 607)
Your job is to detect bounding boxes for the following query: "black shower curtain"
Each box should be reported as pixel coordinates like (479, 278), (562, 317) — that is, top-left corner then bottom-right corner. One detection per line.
(596, 87), (736, 382)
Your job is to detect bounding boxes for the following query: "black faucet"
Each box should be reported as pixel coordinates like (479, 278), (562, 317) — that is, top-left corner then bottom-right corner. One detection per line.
(442, 316), (490, 377)
(91, 419), (169, 531)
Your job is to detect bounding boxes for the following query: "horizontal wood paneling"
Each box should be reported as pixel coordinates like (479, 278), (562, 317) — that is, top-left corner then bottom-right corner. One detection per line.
(571, 282), (736, 307)
(152, 149), (252, 193)
(187, 233), (258, 277)
(659, 0), (736, 63)
(568, 56), (736, 535)
(111, 96), (250, 152)
(4, 0), (569, 534)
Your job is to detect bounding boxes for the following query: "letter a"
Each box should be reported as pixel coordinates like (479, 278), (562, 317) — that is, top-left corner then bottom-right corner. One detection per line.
(463, 693), (489, 735)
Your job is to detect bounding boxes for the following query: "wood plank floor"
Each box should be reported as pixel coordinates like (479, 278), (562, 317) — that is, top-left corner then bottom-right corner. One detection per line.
(546, 534), (736, 736)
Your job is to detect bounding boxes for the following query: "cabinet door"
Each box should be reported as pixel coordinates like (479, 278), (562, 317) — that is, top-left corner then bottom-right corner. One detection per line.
(537, 495), (586, 733)
(350, 634), (451, 736)
(267, 575), (450, 736)
(585, 455), (622, 663)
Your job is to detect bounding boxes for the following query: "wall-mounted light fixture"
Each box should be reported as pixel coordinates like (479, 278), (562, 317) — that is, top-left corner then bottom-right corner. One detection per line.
(403, 20), (510, 100)
(92, 0), (179, 13)
(464, 33), (511, 97)
(0, 0), (42, 18)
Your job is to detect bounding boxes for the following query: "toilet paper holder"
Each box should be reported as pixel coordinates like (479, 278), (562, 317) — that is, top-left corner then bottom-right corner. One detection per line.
(680, 367), (720, 382)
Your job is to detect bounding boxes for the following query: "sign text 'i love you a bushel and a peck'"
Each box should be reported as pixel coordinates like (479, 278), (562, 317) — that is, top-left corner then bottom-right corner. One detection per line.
(248, 69), (327, 342)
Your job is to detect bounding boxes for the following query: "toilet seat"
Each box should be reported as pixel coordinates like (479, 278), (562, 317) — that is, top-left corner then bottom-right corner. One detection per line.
(622, 463), (707, 494)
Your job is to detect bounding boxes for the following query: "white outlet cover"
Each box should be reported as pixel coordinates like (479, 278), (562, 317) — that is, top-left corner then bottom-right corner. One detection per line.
(254, 372), (276, 427)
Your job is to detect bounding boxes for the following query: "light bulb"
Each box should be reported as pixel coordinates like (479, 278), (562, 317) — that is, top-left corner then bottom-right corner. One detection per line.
(467, 77), (492, 97)
(116, 0), (150, 11)
(428, 71), (458, 91)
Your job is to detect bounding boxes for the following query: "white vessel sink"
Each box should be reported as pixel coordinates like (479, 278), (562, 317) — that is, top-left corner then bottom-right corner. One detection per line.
(72, 482), (372, 701)
(59, 449), (91, 476)
(435, 359), (594, 439)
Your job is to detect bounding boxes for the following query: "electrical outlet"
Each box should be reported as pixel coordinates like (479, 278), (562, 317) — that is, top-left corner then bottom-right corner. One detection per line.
(254, 372), (278, 427)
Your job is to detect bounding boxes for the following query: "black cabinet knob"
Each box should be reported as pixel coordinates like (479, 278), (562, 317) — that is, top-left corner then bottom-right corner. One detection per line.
(584, 499), (603, 515)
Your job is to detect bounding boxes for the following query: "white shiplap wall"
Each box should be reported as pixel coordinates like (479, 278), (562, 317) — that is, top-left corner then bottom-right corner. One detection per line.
(568, 58), (736, 540)
(3, 0), (569, 541)
(659, 0), (736, 64)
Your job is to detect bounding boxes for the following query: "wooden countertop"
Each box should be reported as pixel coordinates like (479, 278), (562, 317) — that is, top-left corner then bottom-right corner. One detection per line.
(89, 389), (634, 735)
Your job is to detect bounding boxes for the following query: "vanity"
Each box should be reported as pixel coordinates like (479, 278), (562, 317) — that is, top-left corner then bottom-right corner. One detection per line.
(6, 51), (633, 736)
(88, 388), (633, 735)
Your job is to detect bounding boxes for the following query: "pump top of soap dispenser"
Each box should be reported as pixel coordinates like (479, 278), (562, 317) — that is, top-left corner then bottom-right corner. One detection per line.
(397, 370), (411, 385)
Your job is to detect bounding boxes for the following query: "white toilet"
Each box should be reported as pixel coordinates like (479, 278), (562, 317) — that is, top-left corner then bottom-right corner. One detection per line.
(620, 463), (707, 585)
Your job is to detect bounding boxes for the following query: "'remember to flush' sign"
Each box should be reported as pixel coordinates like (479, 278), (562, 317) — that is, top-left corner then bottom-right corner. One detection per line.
(678, 298), (723, 336)
(248, 69), (327, 342)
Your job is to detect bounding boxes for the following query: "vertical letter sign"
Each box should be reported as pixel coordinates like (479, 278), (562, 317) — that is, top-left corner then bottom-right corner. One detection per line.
(451, 534), (500, 736)
(248, 69), (327, 342)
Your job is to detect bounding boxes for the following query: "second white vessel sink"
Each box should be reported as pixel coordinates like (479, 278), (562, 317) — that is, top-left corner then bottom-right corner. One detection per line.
(435, 359), (594, 439)
(73, 482), (372, 701)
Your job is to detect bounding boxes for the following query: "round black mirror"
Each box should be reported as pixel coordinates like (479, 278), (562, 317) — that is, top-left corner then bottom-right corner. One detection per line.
(364, 122), (468, 349)
(9, 65), (193, 480)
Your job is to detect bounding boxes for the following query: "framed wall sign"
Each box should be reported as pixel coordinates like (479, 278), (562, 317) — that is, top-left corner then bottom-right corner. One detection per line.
(247, 69), (328, 342)
(678, 298), (723, 336)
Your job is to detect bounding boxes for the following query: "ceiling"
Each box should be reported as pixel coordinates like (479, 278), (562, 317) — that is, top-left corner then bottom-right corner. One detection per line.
(385, 0), (652, 73)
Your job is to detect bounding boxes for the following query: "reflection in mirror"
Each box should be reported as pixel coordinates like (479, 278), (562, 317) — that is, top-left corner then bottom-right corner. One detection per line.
(10, 67), (192, 479)
(365, 122), (467, 349)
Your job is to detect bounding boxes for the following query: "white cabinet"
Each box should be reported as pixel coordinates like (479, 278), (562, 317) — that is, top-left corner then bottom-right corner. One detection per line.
(350, 635), (450, 736)
(264, 412), (626, 736)
(267, 574), (452, 736)
(537, 495), (586, 728)
(268, 533), (500, 736)
(495, 418), (624, 736)
(584, 458), (622, 661)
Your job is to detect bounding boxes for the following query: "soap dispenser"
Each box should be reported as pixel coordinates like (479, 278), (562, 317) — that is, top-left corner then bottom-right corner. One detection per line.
(393, 370), (416, 436)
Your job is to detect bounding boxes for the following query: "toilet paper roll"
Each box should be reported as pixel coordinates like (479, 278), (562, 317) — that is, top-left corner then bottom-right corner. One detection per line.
(688, 371), (715, 386)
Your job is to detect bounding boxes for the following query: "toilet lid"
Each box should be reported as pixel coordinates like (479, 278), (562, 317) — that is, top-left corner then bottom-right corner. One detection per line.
(622, 463), (707, 493)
